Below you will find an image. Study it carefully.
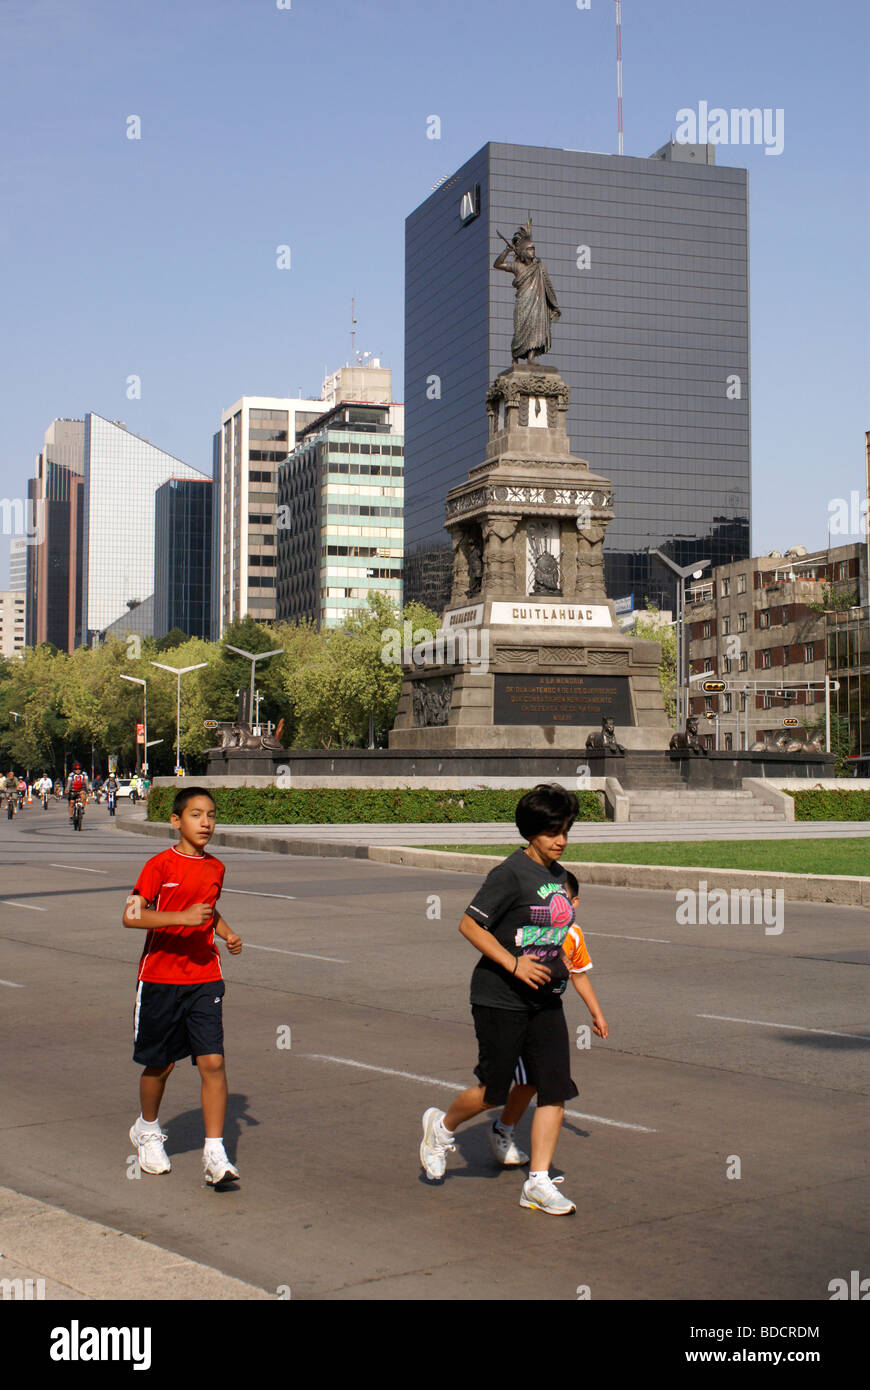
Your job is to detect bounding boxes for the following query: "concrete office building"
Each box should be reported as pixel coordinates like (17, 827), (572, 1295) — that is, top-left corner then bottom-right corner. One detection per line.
(9, 538), (27, 592)
(81, 413), (207, 642)
(212, 395), (324, 637)
(0, 590), (26, 658)
(404, 140), (750, 615)
(687, 543), (868, 752)
(153, 477), (213, 640)
(26, 419), (86, 652)
(276, 394), (404, 628)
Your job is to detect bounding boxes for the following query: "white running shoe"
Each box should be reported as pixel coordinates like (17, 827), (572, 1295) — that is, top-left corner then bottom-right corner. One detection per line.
(203, 1146), (239, 1186)
(519, 1173), (576, 1215)
(129, 1123), (171, 1175)
(489, 1122), (529, 1166)
(420, 1107), (455, 1180)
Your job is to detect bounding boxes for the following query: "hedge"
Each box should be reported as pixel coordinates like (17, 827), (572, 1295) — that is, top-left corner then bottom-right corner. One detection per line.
(786, 789), (870, 821)
(146, 786), (606, 826)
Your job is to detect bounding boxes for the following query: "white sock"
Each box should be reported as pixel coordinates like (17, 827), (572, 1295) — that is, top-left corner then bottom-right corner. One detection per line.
(434, 1116), (454, 1143)
(529, 1170), (549, 1181)
(203, 1137), (226, 1156)
(137, 1115), (161, 1133)
(495, 1119), (514, 1135)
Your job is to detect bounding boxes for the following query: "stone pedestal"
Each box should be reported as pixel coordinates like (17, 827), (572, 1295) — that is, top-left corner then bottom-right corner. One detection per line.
(390, 363), (671, 752)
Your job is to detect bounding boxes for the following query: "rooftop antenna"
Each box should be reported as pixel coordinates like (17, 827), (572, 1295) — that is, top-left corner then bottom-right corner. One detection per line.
(614, 1), (624, 155)
(350, 297), (357, 362)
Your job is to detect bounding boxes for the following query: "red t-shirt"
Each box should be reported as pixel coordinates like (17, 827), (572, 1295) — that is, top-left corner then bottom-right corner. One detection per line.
(133, 845), (225, 985)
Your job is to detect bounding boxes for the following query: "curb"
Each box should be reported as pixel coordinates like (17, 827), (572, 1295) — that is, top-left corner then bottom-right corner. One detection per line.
(0, 1187), (272, 1301)
(115, 816), (870, 906)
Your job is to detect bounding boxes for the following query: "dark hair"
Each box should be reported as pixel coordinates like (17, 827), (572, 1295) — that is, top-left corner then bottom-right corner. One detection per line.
(564, 871), (579, 899)
(515, 783), (578, 842)
(171, 786), (216, 818)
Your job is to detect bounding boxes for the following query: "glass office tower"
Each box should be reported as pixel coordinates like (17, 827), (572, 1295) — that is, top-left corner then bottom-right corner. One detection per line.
(405, 141), (751, 614)
(81, 413), (207, 640)
(154, 478), (213, 640)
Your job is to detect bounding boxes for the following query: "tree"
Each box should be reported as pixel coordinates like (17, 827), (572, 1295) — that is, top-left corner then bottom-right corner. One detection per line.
(632, 601), (677, 721)
(805, 709), (854, 775)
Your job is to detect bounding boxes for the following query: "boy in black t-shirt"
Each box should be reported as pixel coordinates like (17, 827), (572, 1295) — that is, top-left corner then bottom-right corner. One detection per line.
(420, 783), (581, 1214)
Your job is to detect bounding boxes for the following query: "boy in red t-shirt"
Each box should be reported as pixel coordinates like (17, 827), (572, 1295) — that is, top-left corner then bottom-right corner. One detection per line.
(123, 786), (243, 1186)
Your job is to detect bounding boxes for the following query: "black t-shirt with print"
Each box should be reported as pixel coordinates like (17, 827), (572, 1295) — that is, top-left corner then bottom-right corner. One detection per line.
(465, 847), (574, 1013)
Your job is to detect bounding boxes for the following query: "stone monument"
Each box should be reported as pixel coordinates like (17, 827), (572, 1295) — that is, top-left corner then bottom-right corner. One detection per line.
(390, 224), (670, 751)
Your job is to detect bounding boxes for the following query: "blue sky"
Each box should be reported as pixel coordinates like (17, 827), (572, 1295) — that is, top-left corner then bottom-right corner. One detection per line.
(1, 0), (868, 586)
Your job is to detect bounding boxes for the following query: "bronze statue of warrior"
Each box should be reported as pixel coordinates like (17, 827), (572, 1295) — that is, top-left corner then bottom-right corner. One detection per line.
(493, 216), (561, 361)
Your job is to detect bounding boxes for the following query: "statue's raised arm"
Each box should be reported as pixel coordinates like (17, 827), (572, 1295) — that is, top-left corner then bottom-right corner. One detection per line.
(493, 217), (561, 362)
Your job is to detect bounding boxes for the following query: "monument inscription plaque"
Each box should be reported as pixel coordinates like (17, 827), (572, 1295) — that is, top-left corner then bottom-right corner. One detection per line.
(493, 673), (632, 726)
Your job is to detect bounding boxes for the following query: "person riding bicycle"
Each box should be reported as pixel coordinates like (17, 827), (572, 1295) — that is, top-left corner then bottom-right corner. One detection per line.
(17, 777), (26, 809)
(2, 771), (16, 812)
(105, 771), (119, 812)
(36, 773), (53, 807)
(66, 764), (90, 820)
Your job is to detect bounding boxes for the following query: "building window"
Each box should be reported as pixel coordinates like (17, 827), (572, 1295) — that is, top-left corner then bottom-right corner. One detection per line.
(704, 659), (713, 673)
(724, 733), (733, 750)
(702, 621), (712, 638)
(724, 657), (732, 673)
(762, 695), (772, 709)
(722, 616), (731, 636)
(738, 612), (747, 632)
(739, 653), (748, 671)
(781, 605), (789, 624)
(759, 611), (770, 629)
(805, 643), (815, 662)
(704, 696), (713, 712)
(761, 649), (772, 669)
(740, 693), (747, 711)
(725, 694), (732, 712)
(737, 574), (746, 594)
(721, 578), (730, 597)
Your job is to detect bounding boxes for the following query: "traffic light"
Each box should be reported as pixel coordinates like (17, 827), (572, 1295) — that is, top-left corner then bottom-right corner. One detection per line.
(701, 680), (727, 693)
(703, 711), (716, 720)
(772, 689), (798, 701)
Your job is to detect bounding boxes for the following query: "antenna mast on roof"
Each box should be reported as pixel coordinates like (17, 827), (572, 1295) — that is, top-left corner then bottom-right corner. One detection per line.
(350, 298), (357, 362)
(614, 1), (624, 155)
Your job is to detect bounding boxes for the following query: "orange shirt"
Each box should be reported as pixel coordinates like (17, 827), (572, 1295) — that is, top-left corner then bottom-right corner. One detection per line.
(562, 923), (593, 975)
(133, 845), (225, 985)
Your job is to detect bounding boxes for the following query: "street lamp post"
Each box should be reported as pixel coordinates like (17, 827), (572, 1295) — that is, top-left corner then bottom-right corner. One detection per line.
(120, 674), (148, 774)
(650, 550), (711, 725)
(224, 646), (284, 731)
(150, 662), (209, 775)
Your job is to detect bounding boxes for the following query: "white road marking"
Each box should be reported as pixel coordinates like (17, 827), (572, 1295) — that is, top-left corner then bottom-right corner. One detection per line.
(243, 943), (347, 963)
(49, 863), (108, 874)
(584, 931), (671, 944)
(302, 1053), (657, 1132)
(0, 901), (47, 912)
(0, 979), (24, 988)
(698, 1014), (869, 1041)
(223, 888), (296, 900)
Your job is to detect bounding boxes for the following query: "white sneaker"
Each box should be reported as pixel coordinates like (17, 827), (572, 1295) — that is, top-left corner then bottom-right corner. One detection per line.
(130, 1123), (170, 1175)
(489, 1123), (529, 1167)
(420, 1107), (455, 1180)
(203, 1145), (239, 1186)
(520, 1173), (576, 1215)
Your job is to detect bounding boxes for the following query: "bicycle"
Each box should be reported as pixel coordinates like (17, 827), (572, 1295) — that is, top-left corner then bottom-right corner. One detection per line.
(6, 794), (14, 820)
(72, 795), (85, 831)
(106, 789), (116, 817)
(42, 789), (50, 810)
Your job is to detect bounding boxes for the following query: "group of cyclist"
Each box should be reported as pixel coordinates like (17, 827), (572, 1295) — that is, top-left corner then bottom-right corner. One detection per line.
(2, 765), (144, 825)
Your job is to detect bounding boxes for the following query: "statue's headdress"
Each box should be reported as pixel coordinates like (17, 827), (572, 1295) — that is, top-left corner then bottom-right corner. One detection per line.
(511, 215), (534, 250)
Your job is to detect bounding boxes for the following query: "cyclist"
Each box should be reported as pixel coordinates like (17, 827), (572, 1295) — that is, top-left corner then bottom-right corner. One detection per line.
(37, 772), (53, 809)
(2, 770), (16, 817)
(104, 771), (119, 816)
(66, 763), (90, 822)
(17, 777), (26, 810)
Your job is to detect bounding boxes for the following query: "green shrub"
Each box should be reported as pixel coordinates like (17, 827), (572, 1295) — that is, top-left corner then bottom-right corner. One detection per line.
(147, 786), (606, 825)
(787, 789), (870, 821)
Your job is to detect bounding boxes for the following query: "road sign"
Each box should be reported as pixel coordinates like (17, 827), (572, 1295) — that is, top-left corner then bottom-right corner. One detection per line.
(702, 680), (727, 693)
(203, 720), (218, 728)
(782, 718), (800, 727)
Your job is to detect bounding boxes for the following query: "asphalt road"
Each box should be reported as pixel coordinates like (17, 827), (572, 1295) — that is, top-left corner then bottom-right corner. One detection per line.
(1, 799), (868, 1300)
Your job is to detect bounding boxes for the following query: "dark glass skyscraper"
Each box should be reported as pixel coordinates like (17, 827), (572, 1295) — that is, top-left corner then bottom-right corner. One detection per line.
(154, 478), (213, 639)
(404, 140), (751, 615)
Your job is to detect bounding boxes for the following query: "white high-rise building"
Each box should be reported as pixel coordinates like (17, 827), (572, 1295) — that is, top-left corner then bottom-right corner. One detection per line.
(0, 590), (25, 658)
(81, 413), (207, 640)
(9, 538), (27, 591)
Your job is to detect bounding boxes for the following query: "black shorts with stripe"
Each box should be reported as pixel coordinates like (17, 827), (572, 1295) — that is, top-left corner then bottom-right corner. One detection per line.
(472, 1002), (578, 1108)
(133, 980), (225, 1067)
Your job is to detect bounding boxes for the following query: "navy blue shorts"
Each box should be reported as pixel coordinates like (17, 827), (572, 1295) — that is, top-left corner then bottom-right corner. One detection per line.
(133, 980), (225, 1067)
